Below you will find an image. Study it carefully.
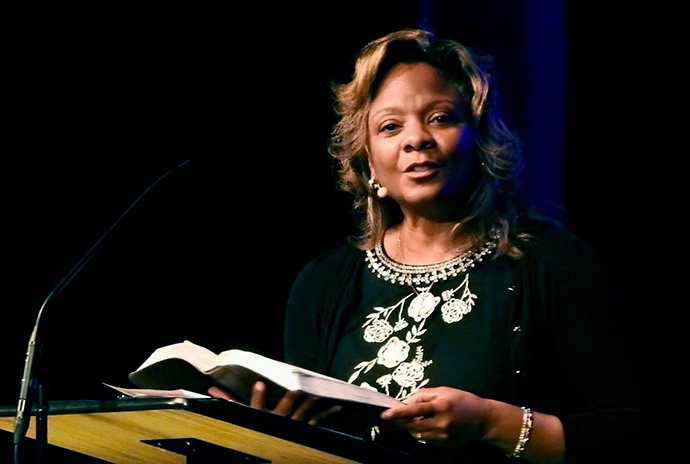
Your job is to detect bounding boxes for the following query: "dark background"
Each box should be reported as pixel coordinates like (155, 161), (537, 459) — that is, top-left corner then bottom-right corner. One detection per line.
(3, 0), (664, 414)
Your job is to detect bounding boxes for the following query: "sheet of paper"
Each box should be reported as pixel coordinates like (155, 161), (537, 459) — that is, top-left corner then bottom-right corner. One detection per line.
(103, 383), (211, 399)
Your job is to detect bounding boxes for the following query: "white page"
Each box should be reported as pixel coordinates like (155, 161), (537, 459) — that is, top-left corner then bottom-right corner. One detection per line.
(104, 383), (211, 399)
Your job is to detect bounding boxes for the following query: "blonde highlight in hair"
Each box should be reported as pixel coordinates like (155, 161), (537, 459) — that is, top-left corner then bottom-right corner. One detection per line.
(329, 29), (526, 258)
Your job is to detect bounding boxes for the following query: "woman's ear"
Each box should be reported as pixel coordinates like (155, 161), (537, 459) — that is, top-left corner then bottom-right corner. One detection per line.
(368, 164), (376, 180)
(365, 145), (375, 177)
(365, 150), (388, 198)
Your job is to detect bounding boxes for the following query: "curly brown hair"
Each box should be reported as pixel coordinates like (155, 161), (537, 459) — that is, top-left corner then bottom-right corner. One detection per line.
(329, 29), (526, 258)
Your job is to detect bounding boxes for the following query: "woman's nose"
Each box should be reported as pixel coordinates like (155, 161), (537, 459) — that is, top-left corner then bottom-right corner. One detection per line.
(403, 122), (436, 152)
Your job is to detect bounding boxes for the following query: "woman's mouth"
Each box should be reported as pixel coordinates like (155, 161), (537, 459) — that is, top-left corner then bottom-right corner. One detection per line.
(404, 161), (445, 178)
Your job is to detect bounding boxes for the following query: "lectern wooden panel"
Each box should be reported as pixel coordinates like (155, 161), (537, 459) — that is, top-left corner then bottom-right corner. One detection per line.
(0, 398), (416, 463)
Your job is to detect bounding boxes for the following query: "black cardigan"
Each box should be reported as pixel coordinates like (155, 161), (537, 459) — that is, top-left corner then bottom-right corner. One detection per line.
(284, 220), (646, 463)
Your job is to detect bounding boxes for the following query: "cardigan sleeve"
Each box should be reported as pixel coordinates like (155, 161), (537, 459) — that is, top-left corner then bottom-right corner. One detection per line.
(283, 255), (325, 371)
(283, 245), (362, 373)
(521, 225), (647, 463)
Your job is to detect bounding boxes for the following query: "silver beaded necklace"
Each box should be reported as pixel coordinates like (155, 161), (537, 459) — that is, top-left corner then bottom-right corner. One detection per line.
(365, 234), (497, 288)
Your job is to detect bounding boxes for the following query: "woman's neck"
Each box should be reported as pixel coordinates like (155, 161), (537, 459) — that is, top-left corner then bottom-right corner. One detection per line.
(384, 218), (473, 266)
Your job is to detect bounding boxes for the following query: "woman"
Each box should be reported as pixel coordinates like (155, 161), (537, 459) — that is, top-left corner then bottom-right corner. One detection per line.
(218, 29), (646, 463)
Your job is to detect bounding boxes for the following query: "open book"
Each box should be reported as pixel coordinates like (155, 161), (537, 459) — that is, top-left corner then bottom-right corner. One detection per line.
(128, 341), (402, 411)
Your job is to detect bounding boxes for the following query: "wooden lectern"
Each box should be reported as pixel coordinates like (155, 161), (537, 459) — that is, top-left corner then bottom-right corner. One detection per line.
(0, 398), (421, 463)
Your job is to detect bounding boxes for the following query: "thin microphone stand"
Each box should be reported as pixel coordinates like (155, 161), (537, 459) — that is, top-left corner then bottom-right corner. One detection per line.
(12, 136), (230, 463)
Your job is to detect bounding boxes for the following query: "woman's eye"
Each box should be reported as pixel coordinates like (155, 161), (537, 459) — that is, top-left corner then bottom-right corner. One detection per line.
(431, 114), (456, 124)
(380, 123), (399, 133)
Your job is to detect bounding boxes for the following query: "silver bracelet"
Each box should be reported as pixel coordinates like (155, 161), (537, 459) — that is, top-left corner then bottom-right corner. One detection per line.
(507, 407), (533, 459)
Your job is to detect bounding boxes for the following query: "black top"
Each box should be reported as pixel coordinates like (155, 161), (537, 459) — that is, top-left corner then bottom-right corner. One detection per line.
(284, 220), (646, 463)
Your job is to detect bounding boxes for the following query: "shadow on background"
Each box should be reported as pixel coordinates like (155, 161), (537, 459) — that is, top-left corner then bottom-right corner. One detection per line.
(3, 1), (661, 425)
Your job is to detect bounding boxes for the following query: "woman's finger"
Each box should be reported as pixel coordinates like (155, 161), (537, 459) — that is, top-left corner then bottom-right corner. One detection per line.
(290, 396), (319, 421)
(249, 381), (267, 409)
(381, 401), (437, 421)
(307, 404), (343, 425)
(271, 390), (301, 416)
(405, 389), (437, 404)
(207, 386), (240, 402)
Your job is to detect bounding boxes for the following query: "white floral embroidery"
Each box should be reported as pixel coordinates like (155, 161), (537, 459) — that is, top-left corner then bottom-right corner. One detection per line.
(441, 274), (476, 323)
(348, 274), (478, 401)
(363, 319), (394, 343)
(393, 319), (409, 332)
(407, 292), (440, 322)
(392, 361), (425, 388)
(359, 382), (378, 392)
(361, 297), (413, 342)
(376, 336), (410, 368)
(375, 374), (392, 396)
(393, 347), (431, 389)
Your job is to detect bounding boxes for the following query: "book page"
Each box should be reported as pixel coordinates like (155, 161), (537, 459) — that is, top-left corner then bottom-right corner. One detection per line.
(103, 383), (211, 399)
(216, 350), (301, 390)
(218, 350), (401, 408)
(135, 340), (220, 372)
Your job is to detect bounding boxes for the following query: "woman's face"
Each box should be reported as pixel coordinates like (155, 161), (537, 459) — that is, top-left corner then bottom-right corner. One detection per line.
(367, 62), (477, 219)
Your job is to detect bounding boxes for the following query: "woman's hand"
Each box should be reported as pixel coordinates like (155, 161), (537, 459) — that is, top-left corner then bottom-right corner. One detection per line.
(382, 386), (566, 463)
(380, 386), (493, 448)
(208, 381), (341, 425)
